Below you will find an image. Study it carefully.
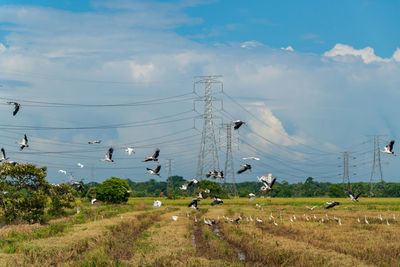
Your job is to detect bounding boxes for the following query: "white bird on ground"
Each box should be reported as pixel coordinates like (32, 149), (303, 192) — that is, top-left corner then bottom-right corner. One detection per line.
(378, 214), (383, 222)
(58, 169), (67, 175)
(0, 148), (9, 162)
(144, 149), (160, 162)
(237, 164), (251, 174)
(256, 217), (263, 223)
(292, 215), (297, 221)
(77, 163), (84, 168)
(100, 148), (115, 163)
(242, 156), (260, 161)
(232, 120), (247, 130)
(7, 102), (20, 116)
(146, 165), (161, 177)
(249, 193), (256, 202)
(125, 147), (135, 155)
(16, 134), (29, 151)
(180, 179), (199, 190)
(357, 217), (361, 223)
(386, 219), (390, 225)
(76, 208), (80, 214)
(249, 216), (253, 222)
(88, 140), (101, 144)
(380, 140), (396, 156)
(153, 200), (162, 208)
(172, 216), (178, 221)
(91, 198), (97, 205)
(306, 206), (317, 210)
(273, 220), (278, 226)
(364, 215), (369, 224)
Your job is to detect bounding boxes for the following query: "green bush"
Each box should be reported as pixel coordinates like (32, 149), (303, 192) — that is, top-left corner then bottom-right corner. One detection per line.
(49, 184), (76, 215)
(0, 163), (51, 224)
(95, 177), (131, 204)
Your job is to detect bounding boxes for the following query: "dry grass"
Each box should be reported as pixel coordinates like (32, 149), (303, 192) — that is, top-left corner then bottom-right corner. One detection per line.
(1, 197), (400, 266)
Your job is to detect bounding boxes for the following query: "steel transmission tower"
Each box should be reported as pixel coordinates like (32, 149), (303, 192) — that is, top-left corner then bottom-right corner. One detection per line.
(369, 135), (385, 196)
(167, 159), (174, 195)
(195, 76), (221, 180)
(223, 122), (237, 196)
(341, 152), (352, 193)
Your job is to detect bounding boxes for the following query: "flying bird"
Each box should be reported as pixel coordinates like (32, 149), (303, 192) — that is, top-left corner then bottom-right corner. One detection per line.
(88, 140), (101, 144)
(16, 134), (29, 151)
(144, 149), (160, 162)
(249, 193), (256, 202)
(205, 170), (218, 178)
(188, 198), (199, 210)
(242, 156), (260, 161)
(237, 164), (251, 174)
(380, 140), (396, 156)
(125, 147), (135, 155)
(77, 163), (84, 168)
(232, 120), (247, 130)
(7, 102), (20, 116)
(258, 173), (276, 192)
(180, 179), (199, 190)
(216, 171), (224, 180)
(0, 148), (9, 162)
(58, 169), (67, 175)
(349, 192), (361, 202)
(146, 165), (161, 176)
(211, 198), (223, 206)
(325, 201), (340, 209)
(100, 148), (115, 163)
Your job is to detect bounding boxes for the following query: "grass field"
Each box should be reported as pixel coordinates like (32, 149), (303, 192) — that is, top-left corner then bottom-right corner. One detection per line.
(1, 197), (400, 266)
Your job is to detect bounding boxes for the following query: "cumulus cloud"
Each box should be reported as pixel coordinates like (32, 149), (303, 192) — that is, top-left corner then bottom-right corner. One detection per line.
(280, 46), (294, 51)
(323, 43), (397, 64)
(0, 3), (399, 182)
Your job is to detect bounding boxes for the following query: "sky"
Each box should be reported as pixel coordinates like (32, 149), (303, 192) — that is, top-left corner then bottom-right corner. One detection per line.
(0, 0), (399, 185)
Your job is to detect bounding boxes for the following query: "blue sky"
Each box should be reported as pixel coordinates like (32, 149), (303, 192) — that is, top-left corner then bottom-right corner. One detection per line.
(0, 0), (399, 184)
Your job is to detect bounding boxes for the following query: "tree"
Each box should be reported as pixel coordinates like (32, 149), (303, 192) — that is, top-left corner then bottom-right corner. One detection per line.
(328, 184), (345, 197)
(197, 180), (227, 198)
(0, 163), (50, 224)
(95, 177), (131, 204)
(49, 184), (76, 215)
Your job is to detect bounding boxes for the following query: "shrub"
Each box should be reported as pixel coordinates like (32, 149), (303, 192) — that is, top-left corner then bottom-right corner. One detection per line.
(49, 184), (76, 215)
(95, 177), (131, 204)
(0, 163), (51, 224)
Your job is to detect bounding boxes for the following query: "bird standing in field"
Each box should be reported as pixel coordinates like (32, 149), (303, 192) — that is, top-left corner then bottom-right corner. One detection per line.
(7, 102), (20, 116)
(232, 120), (247, 130)
(325, 201), (340, 209)
(100, 148), (115, 163)
(146, 165), (161, 177)
(380, 140), (396, 156)
(16, 134), (29, 150)
(144, 149), (160, 162)
(237, 164), (251, 174)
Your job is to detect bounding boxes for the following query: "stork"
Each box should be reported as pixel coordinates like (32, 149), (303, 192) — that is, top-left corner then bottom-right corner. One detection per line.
(100, 148), (115, 163)
(380, 140), (396, 156)
(16, 134), (29, 150)
(7, 102), (20, 116)
(144, 149), (160, 162)
(146, 165), (161, 177)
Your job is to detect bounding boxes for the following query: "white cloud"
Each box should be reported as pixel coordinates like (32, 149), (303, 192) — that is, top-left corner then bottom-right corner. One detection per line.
(0, 43), (6, 54)
(241, 40), (263, 49)
(392, 48), (400, 62)
(280, 46), (294, 51)
(324, 43), (394, 64)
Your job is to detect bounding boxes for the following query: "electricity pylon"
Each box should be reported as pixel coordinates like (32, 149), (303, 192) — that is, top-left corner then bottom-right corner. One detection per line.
(223, 122), (237, 196)
(369, 135), (385, 196)
(195, 76), (221, 180)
